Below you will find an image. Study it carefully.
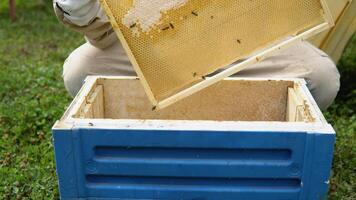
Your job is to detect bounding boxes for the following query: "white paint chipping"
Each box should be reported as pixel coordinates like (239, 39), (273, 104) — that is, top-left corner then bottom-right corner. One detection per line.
(122, 0), (189, 33)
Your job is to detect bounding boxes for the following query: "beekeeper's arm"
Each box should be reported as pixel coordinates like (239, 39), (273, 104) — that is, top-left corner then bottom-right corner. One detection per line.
(53, 0), (116, 49)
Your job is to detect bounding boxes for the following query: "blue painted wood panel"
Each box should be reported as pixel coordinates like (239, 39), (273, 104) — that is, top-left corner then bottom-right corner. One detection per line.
(53, 128), (335, 200)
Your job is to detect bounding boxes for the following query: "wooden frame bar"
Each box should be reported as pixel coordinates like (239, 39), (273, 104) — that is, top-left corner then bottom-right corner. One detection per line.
(155, 22), (332, 110)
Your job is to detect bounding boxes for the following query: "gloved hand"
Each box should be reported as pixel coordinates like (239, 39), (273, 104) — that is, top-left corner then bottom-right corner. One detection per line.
(55, 0), (104, 26)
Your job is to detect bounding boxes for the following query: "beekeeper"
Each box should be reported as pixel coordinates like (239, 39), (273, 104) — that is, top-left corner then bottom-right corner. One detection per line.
(54, 0), (340, 110)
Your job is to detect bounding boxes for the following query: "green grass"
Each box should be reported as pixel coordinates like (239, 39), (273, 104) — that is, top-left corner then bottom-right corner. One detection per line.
(325, 34), (356, 200)
(0, 1), (355, 199)
(0, 1), (83, 199)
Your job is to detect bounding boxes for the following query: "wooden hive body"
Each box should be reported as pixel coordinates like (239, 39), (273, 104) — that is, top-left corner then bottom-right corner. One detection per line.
(53, 76), (335, 200)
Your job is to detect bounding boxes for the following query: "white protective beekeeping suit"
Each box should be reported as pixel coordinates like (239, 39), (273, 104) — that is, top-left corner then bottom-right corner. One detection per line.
(55, 0), (101, 26)
(54, 0), (117, 48)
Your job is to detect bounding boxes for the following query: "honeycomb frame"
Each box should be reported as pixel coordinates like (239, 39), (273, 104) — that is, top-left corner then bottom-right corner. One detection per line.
(100, 0), (334, 110)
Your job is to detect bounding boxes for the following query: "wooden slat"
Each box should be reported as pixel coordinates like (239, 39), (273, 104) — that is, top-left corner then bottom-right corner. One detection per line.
(287, 88), (306, 122)
(76, 85), (105, 119)
(82, 104), (94, 118)
(88, 85), (105, 119)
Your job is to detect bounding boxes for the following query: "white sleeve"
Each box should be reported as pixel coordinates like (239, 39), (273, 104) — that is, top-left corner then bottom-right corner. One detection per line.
(54, 0), (106, 26)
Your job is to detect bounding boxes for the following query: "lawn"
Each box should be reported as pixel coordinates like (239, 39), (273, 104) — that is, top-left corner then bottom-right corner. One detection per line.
(0, 1), (355, 199)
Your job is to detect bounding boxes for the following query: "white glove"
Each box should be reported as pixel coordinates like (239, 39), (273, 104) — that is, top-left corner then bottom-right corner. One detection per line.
(55, 0), (106, 26)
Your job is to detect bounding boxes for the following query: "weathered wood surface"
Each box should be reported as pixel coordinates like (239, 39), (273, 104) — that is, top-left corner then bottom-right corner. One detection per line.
(96, 78), (295, 122)
(79, 85), (105, 119)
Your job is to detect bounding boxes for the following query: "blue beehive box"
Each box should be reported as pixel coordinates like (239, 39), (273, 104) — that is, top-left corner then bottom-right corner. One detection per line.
(53, 76), (335, 200)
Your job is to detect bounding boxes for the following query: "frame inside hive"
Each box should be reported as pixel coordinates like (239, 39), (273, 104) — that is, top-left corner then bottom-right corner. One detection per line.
(66, 76), (321, 123)
(99, 0), (334, 110)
